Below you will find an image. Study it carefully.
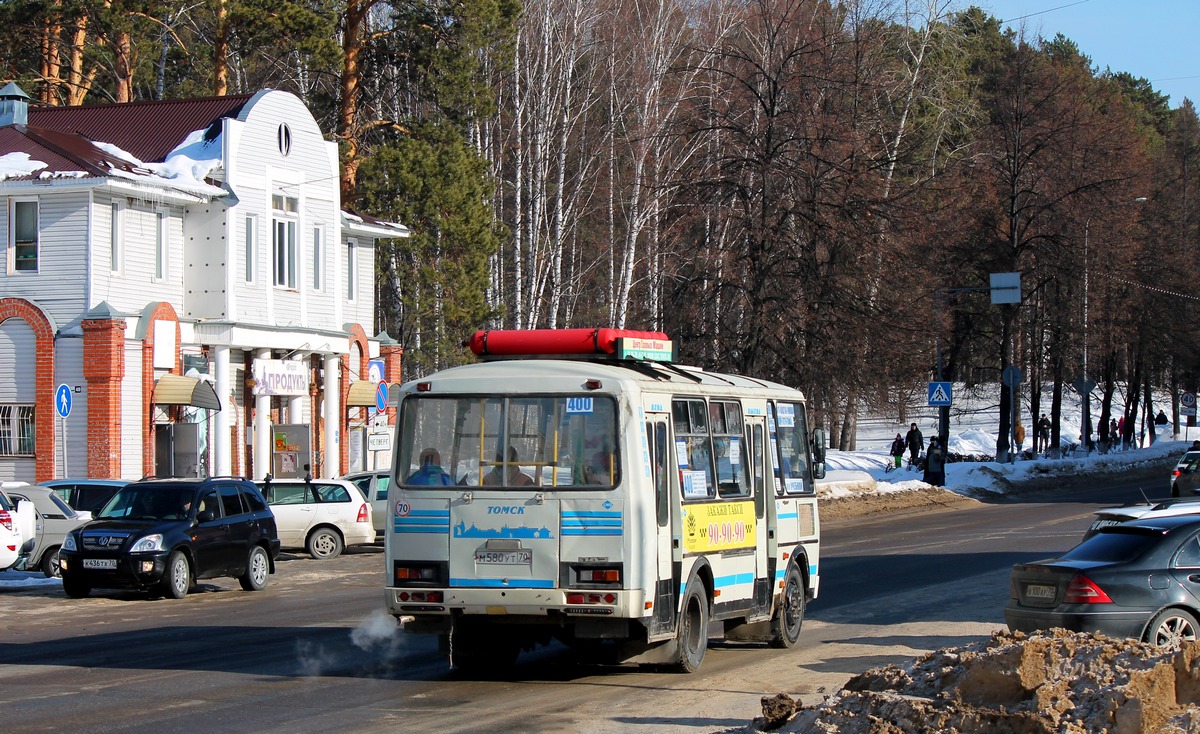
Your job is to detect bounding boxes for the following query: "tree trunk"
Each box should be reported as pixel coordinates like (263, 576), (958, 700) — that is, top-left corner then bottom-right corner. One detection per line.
(213, 0), (229, 95)
(338, 0), (372, 203)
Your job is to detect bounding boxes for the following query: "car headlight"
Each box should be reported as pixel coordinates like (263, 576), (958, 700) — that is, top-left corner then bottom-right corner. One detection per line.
(130, 534), (164, 552)
(63, 533), (77, 552)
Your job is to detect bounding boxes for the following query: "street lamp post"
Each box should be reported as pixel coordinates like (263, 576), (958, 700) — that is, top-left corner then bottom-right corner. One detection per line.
(1075, 197), (1147, 455)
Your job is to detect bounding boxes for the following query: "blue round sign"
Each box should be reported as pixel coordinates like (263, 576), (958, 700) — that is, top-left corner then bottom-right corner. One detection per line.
(375, 381), (389, 412)
(55, 383), (72, 418)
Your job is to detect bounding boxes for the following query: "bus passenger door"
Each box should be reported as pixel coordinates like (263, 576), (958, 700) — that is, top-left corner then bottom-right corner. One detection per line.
(647, 418), (677, 637)
(748, 417), (772, 615)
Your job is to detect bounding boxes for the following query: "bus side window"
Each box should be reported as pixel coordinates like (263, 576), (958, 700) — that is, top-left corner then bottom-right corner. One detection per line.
(752, 424), (765, 519)
(714, 401), (749, 498)
(649, 421), (669, 527)
(674, 399), (714, 499)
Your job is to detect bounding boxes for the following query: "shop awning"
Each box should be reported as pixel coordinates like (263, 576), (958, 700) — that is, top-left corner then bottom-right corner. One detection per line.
(346, 380), (381, 408)
(154, 373), (221, 411)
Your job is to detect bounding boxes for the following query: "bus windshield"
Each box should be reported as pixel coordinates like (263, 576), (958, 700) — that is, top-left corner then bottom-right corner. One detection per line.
(398, 394), (619, 489)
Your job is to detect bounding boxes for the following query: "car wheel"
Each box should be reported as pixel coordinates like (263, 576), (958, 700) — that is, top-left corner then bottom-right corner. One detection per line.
(671, 581), (709, 673)
(1146, 608), (1200, 647)
(239, 545), (270, 591)
(62, 575), (90, 598)
(40, 545), (62, 578)
(769, 563), (806, 649)
(306, 527), (344, 560)
(162, 551), (191, 599)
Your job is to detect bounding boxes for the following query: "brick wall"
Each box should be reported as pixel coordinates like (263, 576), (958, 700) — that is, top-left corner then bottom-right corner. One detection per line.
(81, 317), (127, 476)
(140, 302), (181, 477)
(0, 298), (56, 482)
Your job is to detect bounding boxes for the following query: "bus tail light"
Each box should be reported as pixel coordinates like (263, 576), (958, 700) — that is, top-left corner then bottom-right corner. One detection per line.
(578, 568), (621, 584)
(396, 565), (437, 582)
(397, 590), (443, 603)
(356, 503), (369, 523)
(566, 592), (617, 604)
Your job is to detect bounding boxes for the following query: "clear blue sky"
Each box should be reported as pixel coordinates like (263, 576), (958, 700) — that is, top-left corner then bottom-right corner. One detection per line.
(970, 0), (1200, 108)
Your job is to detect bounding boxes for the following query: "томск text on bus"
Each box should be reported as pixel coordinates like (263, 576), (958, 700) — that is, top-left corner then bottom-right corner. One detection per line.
(384, 328), (826, 673)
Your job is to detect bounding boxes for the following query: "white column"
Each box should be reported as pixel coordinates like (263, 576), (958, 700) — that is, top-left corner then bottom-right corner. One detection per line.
(323, 353), (341, 477)
(255, 348), (273, 479)
(213, 345), (231, 476)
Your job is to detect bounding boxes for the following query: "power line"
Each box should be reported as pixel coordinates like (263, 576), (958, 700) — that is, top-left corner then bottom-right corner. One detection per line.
(1097, 273), (1200, 302)
(999, 0), (1091, 25)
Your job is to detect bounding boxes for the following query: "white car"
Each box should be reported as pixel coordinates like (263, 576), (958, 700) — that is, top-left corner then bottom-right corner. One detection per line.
(1083, 496), (1200, 539)
(0, 491), (26, 571)
(340, 470), (390, 541)
(0, 483), (92, 577)
(255, 478), (374, 559)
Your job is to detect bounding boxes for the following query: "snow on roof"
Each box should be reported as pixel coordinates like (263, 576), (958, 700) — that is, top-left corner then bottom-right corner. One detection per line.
(20, 127), (226, 198)
(0, 151), (47, 179)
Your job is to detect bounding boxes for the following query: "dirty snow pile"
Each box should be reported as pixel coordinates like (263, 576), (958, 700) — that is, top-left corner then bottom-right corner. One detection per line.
(741, 629), (1200, 734)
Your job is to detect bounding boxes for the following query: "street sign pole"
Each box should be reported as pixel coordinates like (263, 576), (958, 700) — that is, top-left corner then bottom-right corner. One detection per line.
(55, 383), (73, 478)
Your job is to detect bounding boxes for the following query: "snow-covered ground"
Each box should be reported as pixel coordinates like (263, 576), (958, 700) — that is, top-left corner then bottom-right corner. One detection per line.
(825, 381), (1188, 499)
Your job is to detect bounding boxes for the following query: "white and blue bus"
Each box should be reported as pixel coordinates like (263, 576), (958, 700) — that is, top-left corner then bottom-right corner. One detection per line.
(385, 328), (825, 672)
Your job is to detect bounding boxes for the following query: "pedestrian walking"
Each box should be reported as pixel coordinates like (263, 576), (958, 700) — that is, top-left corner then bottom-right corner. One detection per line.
(1156, 410), (1169, 426)
(1037, 413), (1051, 454)
(1117, 416), (1126, 450)
(924, 436), (946, 486)
(889, 433), (906, 470)
(1013, 419), (1026, 458)
(905, 423), (924, 469)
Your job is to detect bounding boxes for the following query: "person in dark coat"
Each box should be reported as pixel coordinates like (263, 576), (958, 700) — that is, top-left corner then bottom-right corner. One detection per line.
(1156, 410), (1169, 425)
(905, 423), (924, 469)
(1036, 413), (1051, 454)
(923, 437), (946, 486)
(889, 433), (906, 469)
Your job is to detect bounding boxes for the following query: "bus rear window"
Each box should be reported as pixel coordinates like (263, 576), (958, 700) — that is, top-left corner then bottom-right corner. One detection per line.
(398, 395), (619, 488)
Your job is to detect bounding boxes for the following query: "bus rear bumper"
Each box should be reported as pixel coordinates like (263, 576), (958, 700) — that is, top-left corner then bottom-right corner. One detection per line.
(386, 586), (647, 622)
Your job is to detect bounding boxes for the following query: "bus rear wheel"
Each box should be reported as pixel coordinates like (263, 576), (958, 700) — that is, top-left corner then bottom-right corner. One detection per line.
(448, 621), (520, 673)
(769, 563), (806, 649)
(671, 582), (709, 673)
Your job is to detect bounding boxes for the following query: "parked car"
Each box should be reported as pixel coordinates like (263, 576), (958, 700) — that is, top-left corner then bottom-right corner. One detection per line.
(1171, 451), (1200, 497)
(0, 489), (35, 572)
(1007, 515), (1200, 646)
(0, 484), (91, 577)
(340, 470), (390, 540)
(41, 478), (130, 515)
(1082, 496), (1200, 539)
(58, 477), (280, 599)
(255, 477), (373, 559)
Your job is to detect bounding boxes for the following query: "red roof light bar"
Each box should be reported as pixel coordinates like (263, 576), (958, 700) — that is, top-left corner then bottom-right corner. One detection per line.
(467, 328), (673, 361)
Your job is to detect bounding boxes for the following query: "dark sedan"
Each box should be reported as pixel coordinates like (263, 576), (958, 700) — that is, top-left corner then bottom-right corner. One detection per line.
(1006, 515), (1200, 646)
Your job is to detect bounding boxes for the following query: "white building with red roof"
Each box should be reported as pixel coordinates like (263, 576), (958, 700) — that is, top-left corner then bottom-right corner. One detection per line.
(0, 83), (409, 483)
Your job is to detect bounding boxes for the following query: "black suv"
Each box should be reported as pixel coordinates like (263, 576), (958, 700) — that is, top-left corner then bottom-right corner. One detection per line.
(58, 477), (281, 599)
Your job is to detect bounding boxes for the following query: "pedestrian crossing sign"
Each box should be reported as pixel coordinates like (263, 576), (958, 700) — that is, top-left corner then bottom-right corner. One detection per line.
(928, 382), (952, 406)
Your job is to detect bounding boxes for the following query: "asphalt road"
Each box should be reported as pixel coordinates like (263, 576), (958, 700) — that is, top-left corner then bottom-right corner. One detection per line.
(0, 464), (1170, 734)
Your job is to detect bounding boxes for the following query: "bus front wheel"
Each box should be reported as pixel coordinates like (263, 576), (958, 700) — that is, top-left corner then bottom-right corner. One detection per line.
(672, 582), (709, 673)
(769, 563), (806, 648)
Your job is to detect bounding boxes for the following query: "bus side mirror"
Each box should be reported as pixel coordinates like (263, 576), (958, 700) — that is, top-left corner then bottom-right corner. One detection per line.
(811, 428), (827, 480)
